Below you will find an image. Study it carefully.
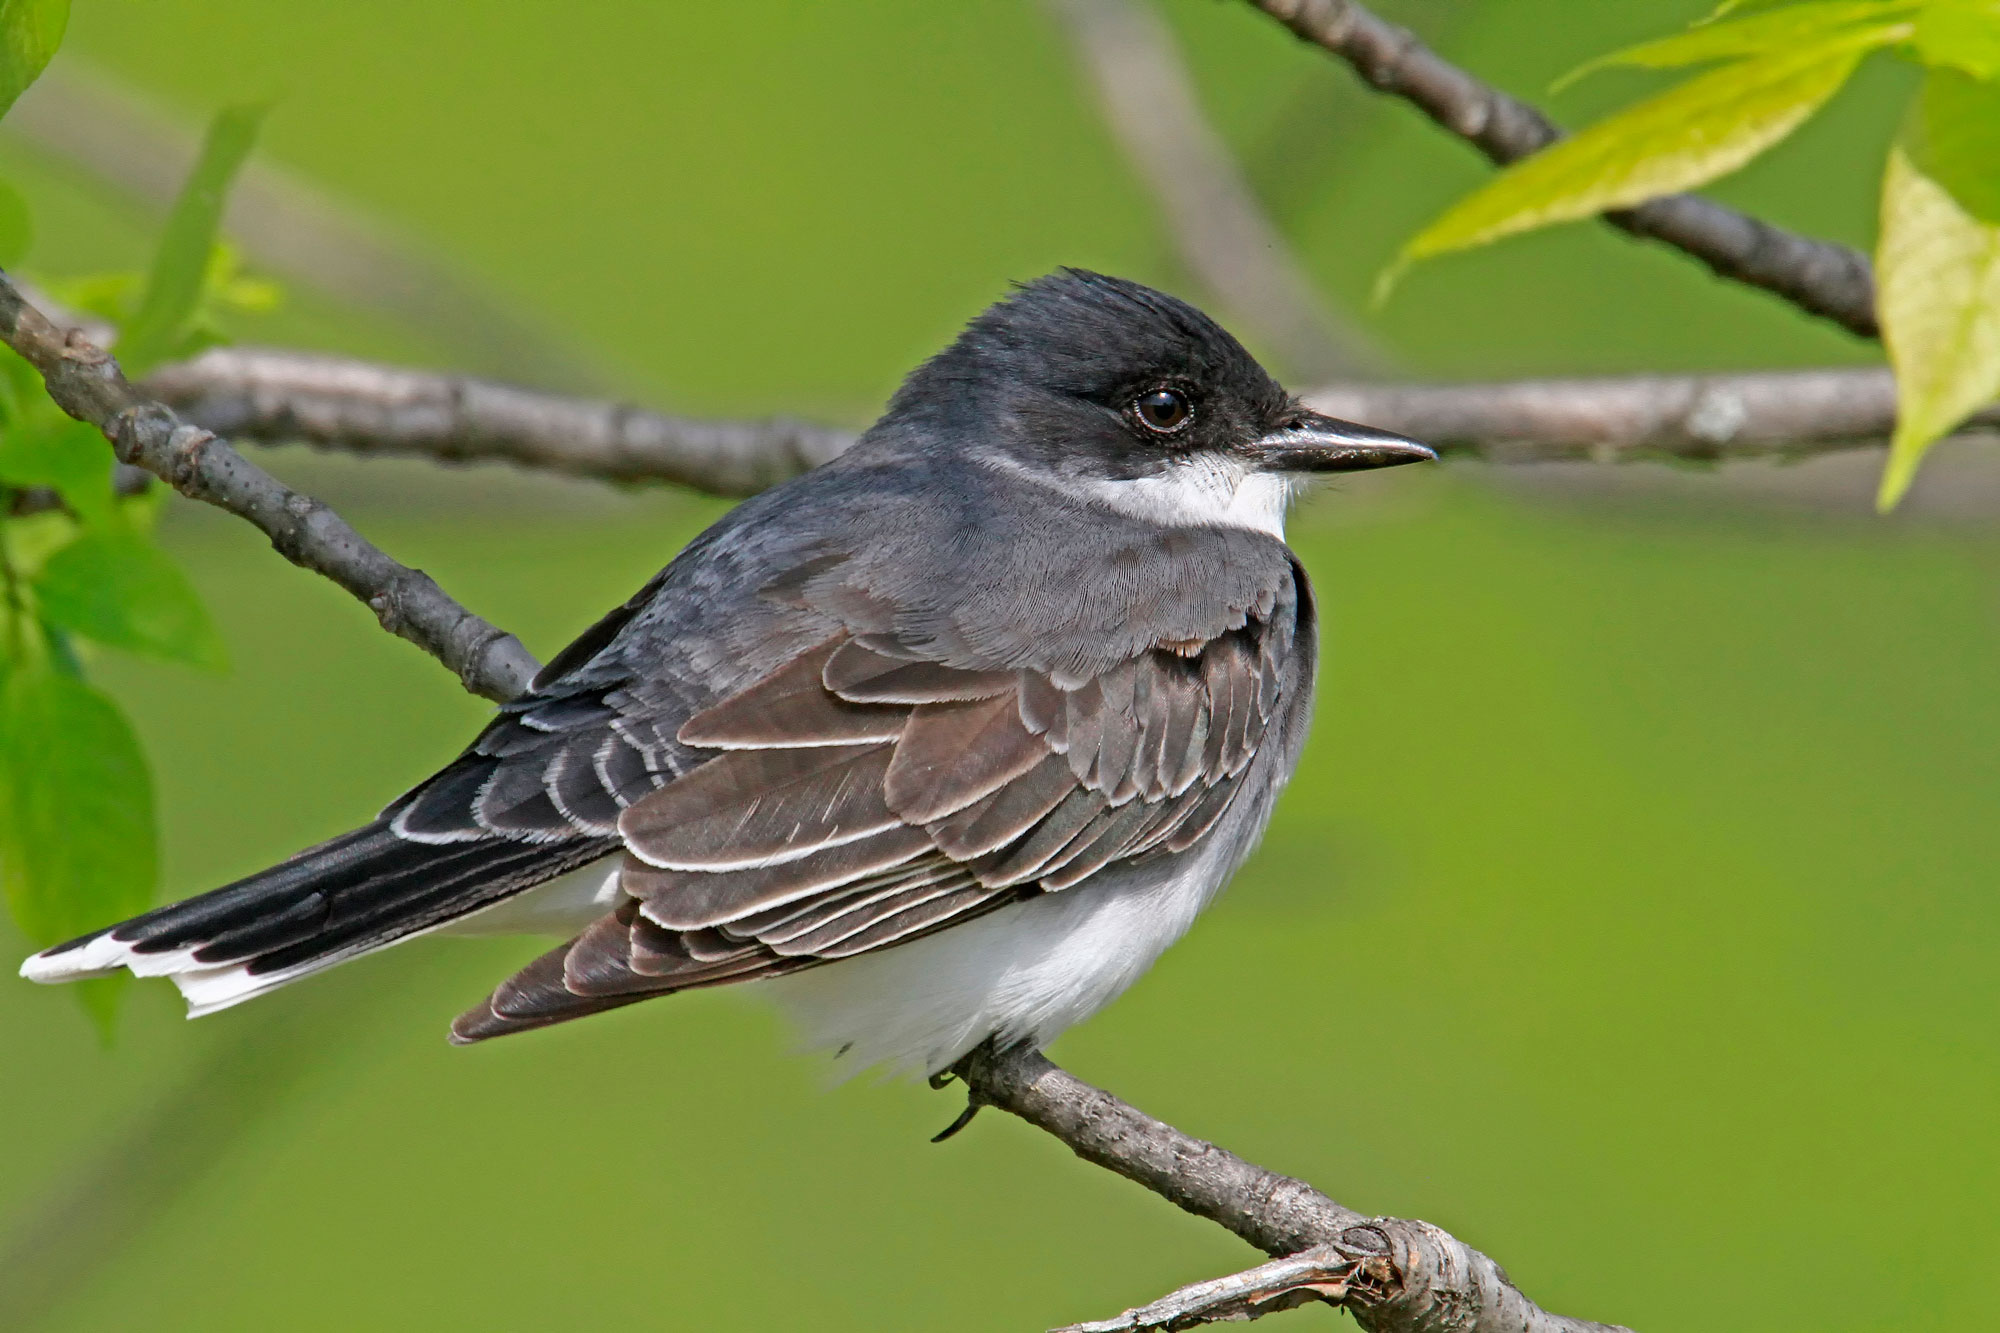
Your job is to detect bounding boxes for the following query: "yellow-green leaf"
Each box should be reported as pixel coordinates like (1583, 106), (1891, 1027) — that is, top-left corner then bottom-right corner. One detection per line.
(1556, 1), (1916, 91)
(1915, 0), (2000, 79)
(33, 530), (227, 669)
(1394, 30), (1897, 281)
(1904, 66), (2000, 221)
(0, 662), (155, 1034)
(0, 340), (110, 525)
(1876, 143), (2000, 509)
(39, 269), (140, 325)
(117, 101), (268, 376)
(1706, 0), (1798, 16)
(0, 0), (67, 121)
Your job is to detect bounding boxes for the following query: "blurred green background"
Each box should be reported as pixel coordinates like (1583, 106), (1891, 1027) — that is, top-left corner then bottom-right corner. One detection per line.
(1, 1), (1995, 1329)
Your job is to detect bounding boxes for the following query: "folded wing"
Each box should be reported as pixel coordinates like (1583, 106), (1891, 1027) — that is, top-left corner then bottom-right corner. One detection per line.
(453, 584), (1300, 1041)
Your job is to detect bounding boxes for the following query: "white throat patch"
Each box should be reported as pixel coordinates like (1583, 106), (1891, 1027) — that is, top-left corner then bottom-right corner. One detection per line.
(1081, 455), (1295, 538)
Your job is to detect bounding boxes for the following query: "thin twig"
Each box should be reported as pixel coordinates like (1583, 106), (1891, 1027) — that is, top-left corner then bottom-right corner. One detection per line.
(1242, 0), (1881, 338)
(1042, 0), (1379, 380)
(1053, 1246), (1378, 1332)
(0, 276), (537, 701)
(144, 346), (1994, 494)
(147, 346), (855, 497)
(1307, 368), (2000, 462)
(960, 1045), (1630, 1333)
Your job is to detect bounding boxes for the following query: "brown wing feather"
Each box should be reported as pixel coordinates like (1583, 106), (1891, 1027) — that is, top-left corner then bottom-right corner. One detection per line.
(970, 787), (1108, 888)
(770, 874), (984, 955)
(925, 754), (1075, 859)
(809, 882), (1016, 958)
(562, 909), (672, 996)
(823, 641), (1015, 703)
(460, 586), (1299, 1043)
(719, 862), (943, 937)
(732, 866), (961, 948)
(625, 823), (933, 929)
(1039, 799), (1181, 890)
(450, 939), (656, 1042)
(619, 742), (902, 870)
(628, 913), (786, 980)
(676, 638), (905, 749)
(884, 693), (1051, 823)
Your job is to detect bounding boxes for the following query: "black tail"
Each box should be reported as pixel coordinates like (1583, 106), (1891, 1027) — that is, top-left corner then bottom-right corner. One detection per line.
(21, 821), (601, 1014)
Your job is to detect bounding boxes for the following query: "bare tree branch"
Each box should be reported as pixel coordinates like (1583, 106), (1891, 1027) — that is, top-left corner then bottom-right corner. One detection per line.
(1241, 0), (1881, 339)
(1308, 368), (1999, 462)
(0, 276), (537, 701)
(146, 346), (854, 498)
(960, 1045), (1629, 1333)
(4, 61), (597, 386)
(1042, 0), (1380, 380)
(1054, 1246), (1383, 1332)
(142, 346), (1996, 496)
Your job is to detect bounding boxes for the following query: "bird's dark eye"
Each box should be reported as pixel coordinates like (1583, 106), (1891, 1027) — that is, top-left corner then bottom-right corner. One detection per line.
(1132, 388), (1192, 435)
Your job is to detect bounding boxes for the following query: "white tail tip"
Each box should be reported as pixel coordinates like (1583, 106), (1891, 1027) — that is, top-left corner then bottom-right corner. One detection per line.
(19, 934), (295, 1017)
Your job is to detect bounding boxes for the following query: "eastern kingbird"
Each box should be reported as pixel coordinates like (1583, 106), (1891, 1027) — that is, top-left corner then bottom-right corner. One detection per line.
(23, 271), (1433, 1075)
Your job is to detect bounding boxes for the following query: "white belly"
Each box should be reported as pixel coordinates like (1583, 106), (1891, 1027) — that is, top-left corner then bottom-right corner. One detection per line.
(761, 834), (1238, 1077)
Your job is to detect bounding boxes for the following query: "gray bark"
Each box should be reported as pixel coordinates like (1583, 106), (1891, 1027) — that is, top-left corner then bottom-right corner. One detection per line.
(147, 347), (853, 497)
(0, 277), (536, 701)
(1243, 0), (1880, 339)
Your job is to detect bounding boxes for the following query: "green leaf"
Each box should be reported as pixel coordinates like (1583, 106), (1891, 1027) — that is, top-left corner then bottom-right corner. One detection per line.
(1905, 66), (2000, 221)
(0, 508), (77, 583)
(33, 530), (226, 668)
(0, 662), (156, 1033)
(40, 269), (140, 325)
(1391, 31), (1896, 281)
(116, 102), (268, 376)
(1556, 2), (1917, 91)
(0, 175), (30, 266)
(206, 241), (283, 314)
(0, 338), (40, 421)
(1876, 141), (2000, 509)
(1915, 0), (2000, 78)
(0, 0), (68, 121)
(0, 415), (111, 521)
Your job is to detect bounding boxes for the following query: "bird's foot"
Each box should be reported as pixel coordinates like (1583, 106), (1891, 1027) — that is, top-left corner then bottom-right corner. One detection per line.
(927, 1045), (995, 1141)
(930, 1097), (982, 1143)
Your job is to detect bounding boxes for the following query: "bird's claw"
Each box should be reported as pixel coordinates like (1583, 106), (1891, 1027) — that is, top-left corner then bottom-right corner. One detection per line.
(930, 1097), (982, 1143)
(928, 1051), (987, 1141)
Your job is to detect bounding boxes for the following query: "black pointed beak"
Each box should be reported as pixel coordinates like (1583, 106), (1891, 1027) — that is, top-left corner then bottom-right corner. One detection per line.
(1248, 411), (1437, 473)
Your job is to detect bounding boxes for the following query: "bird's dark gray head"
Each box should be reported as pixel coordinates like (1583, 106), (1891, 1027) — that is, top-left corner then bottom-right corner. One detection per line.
(876, 269), (1432, 533)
